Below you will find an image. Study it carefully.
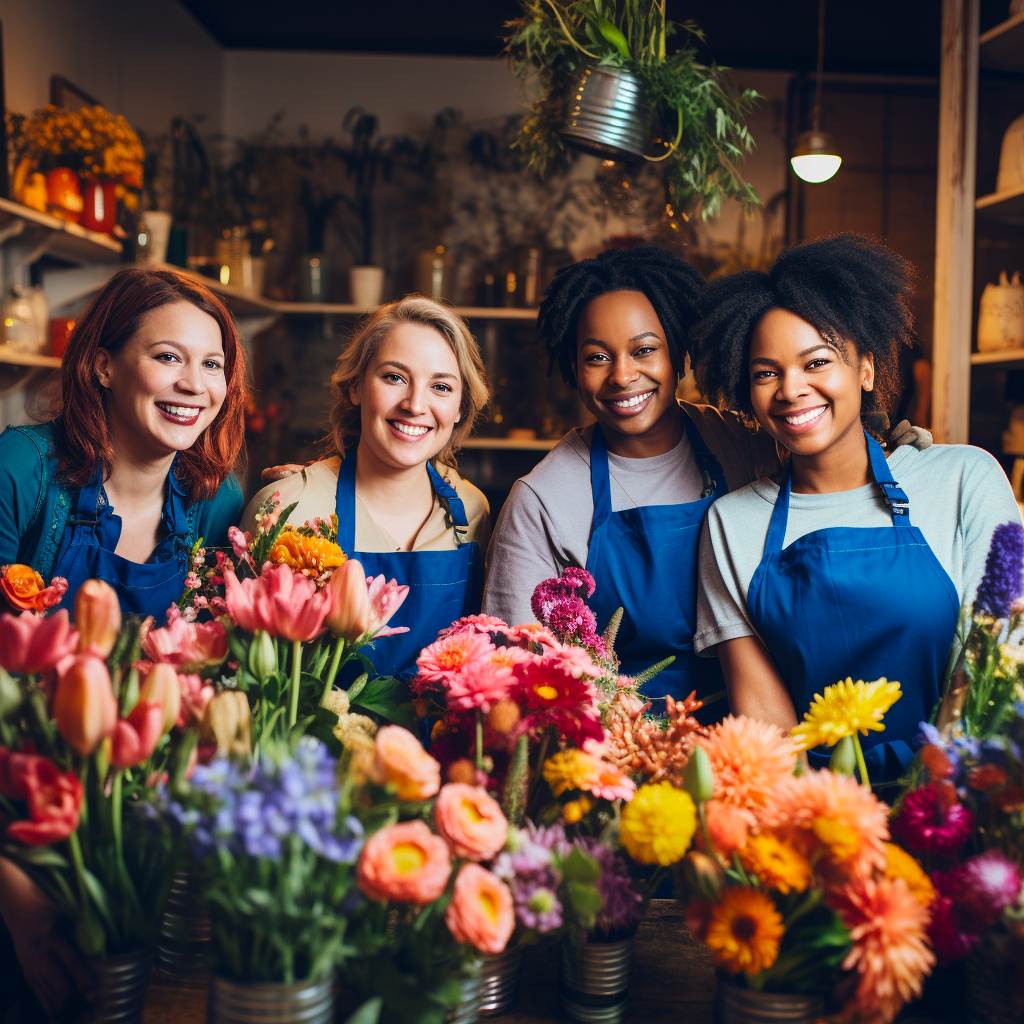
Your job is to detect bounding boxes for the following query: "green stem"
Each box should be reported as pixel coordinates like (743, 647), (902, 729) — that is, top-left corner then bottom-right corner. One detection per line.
(288, 639), (303, 729)
(320, 637), (346, 705)
(851, 733), (871, 789)
(67, 829), (90, 914)
(644, 107), (684, 163)
(541, 0), (600, 59)
(475, 712), (484, 773)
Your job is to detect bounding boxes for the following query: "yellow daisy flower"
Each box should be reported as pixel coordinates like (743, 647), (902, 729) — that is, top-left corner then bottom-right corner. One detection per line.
(737, 834), (812, 894)
(269, 528), (346, 580)
(883, 842), (935, 908)
(620, 781), (696, 866)
(705, 887), (784, 975)
(792, 677), (902, 750)
(542, 749), (599, 796)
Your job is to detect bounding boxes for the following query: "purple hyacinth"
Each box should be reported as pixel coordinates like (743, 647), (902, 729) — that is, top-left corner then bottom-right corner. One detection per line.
(975, 522), (1024, 619)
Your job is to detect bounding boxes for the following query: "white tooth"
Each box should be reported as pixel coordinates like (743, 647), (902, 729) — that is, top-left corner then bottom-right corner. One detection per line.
(394, 422), (428, 436)
(610, 391), (653, 409)
(785, 406), (826, 426)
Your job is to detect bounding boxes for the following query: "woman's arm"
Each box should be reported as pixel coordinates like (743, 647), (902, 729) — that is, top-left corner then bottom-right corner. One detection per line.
(713, 635), (799, 732)
(0, 429), (46, 566)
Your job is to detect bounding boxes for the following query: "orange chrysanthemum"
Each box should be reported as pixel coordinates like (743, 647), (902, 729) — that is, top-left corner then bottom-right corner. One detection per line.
(757, 770), (889, 883)
(737, 834), (811, 894)
(883, 843), (935, 908)
(704, 887), (784, 976)
(699, 716), (797, 814)
(836, 876), (935, 1023)
(269, 528), (346, 580)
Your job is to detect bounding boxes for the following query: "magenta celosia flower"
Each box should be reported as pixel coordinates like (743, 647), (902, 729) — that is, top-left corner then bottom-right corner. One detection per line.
(948, 851), (1023, 927)
(530, 569), (606, 654)
(223, 564), (331, 642)
(892, 783), (974, 859)
(927, 889), (981, 963)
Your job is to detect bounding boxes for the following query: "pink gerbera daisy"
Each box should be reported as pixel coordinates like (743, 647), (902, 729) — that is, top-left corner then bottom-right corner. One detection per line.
(505, 622), (559, 651)
(512, 657), (604, 748)
(550, 644), (603, 680)
(444, 656), (514, 713)
(415, 631), (496, 686)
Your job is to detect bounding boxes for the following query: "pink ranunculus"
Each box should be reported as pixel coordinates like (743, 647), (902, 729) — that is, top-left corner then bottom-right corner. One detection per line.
(373, 725), (441, 800)
(445, 863), (515, 955)
(142, 615), (228, 670)
(224, 564), (332, 642)
(357, 820), (452, 904)
(177, 673), (215, 728)
(110, 700), (165, 768)
(0, 610), (78, 675)
(365, 574), (410, 638)
(435, 783), (508, 861)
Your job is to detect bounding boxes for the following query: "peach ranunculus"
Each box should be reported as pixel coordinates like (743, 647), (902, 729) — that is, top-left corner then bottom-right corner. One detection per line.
(0, 565), (67, 613)
(373, 725), (441, 801)
(52, 655), (117, 756)
(435, 783), (508, 861)
(0, 610), (78, 675)
(142, 613), (228, 670)
(444, 863), (515, 954)
(357, 820), (452, 904)
(74, 580), (121, 657)
(224, 564), (332, 642)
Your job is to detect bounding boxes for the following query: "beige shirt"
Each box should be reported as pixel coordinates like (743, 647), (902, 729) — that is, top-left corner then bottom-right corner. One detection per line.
(243, 457), (491, 553)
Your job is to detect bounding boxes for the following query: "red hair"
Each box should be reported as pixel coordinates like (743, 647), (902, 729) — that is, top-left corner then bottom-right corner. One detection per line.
(57, 268), (248, 502)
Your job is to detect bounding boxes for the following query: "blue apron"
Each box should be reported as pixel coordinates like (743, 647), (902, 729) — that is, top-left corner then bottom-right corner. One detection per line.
(52, 464), (191, 623)
(335, 451), (482, 680)
(747, 432), (960, 784)
(585, 414), (727, 714)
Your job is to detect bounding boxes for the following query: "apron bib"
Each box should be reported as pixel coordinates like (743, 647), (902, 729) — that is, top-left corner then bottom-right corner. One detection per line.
(53, 465), (191, 623)
(747, 432), (960, 784)
(585, 415), (726, 714)
(335, 451), (482, 680)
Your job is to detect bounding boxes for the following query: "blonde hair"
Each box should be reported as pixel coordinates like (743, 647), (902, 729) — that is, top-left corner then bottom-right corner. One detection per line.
(328, 295), (489, 466)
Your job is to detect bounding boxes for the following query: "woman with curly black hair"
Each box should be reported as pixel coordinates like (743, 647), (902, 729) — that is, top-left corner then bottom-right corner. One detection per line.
(692, 233), (1018, 782)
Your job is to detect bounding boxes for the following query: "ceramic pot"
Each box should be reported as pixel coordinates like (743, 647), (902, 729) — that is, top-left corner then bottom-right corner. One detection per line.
(559, 935), (633, 1023)
(79, 179), (118, 234)
(715, 976), (824, 1024)
(208, 975), (334, 1024)
(45, 167), (83, 222)
(349, 265), (385, 308)
(561, 65), (652, 161)
(84, 952), (151, 1023)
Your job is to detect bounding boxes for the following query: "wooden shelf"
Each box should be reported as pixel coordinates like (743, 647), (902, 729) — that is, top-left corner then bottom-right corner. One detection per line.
(146, 263), (279, 317)
(0, 346), (60, 369)
(0, 197), (122, 263)
(462, 436), (558, 452)
(276, 301), (538, 321)
(980, 11), (1024, 73)
(975, 183), (1024, 224)
(971, 348), (1024, 366)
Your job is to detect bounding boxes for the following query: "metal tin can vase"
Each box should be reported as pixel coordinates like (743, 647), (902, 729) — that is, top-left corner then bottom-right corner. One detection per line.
(85, 952), (151, 1023)
(445, 971), (484, 1024)
(716, 977), (824, 1024)
(561, 65), (651, 161)
(559, 935), (633, 1023)
(478, 943), (525, 1017)
(155, 869), (211, 985)
(209, 975), (334, 1024)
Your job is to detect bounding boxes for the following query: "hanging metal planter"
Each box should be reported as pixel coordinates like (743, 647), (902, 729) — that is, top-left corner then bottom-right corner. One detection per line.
(561, 65), (652, 161)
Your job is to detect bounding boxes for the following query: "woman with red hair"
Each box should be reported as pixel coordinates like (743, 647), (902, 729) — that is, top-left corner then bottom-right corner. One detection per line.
(0, 267), (247, 621)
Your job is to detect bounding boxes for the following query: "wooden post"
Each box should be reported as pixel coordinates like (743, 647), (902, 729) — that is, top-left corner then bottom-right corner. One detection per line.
(932, 0), (978, 443)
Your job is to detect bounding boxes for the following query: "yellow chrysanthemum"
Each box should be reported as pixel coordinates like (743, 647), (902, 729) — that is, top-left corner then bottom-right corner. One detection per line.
(619, 782), (696, 866)
(812, 815), (861, 864)
(883, 843), (935, 908)
(543, 749), (599, 796)
(269, 528), (346, 579)
(792, 677), (902, 750)
(705, 887), (784, 976)
(737, 834), (812, 894)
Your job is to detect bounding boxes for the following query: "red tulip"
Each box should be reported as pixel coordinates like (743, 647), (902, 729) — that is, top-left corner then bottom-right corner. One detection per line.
(0, 609), (78, 674)
(110, 701), (164, 768)
(53, 655), (117, 756)
(0, 747), (83, 846)
(75, 580), (121, 658)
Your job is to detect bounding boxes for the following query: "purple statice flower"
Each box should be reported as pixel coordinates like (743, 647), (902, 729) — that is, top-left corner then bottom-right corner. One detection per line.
(514, 872), (563, 933)
(975, 522), (1024, 619)
(573, 836), (642, 936)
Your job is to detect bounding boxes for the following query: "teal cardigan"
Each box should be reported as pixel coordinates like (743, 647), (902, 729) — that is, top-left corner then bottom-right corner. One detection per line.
(0, 423), (244, 581)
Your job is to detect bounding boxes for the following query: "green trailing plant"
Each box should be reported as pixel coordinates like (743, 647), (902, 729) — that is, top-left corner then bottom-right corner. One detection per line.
(505, 0), (760, 219)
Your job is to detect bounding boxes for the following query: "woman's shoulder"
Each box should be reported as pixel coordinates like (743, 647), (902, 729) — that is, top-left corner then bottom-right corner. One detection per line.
(514, 428), (592, 497)
(892, 442), (1006, 482)
(0, 421), (57, 464)
(242, 458), (340, 533)
(707, 476), (779, 524)
(441, 464), (490, 521)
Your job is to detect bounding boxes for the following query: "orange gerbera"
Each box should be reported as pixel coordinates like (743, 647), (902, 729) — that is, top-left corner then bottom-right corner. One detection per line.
(836, 876), (934, 1023)
(883, 843), (935, 908)
(738, 834), (811, 894)
(704, 887), (784, 976)
(269, 528), (346, 580)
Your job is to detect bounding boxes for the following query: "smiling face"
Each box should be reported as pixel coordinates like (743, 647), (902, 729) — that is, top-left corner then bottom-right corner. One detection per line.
(350, 322), (463, 473)
(576, 290), (681, 456)
(95, 300), (227, 461)
(748, 307), (874, 459)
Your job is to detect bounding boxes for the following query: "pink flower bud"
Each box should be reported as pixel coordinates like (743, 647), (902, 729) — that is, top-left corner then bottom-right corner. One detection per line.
(139, 663), (182, 735)
(325, 559), (373, 641)
(74, 580), (121, 658)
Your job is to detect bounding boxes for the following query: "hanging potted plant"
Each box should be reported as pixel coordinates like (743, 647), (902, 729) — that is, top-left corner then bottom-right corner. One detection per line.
(505, 0), (759, 219)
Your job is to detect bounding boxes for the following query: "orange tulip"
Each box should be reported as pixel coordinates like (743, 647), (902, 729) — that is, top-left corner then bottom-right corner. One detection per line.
(53, 655), (117, 756)
(75, 580), (121, 658)
(325, 559), (372, 641)
(139, 663), (181, 735)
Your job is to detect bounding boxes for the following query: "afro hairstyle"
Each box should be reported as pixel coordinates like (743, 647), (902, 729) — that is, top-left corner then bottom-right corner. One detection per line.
(690, 233), (916, 420)
(537, 245), (705, 388)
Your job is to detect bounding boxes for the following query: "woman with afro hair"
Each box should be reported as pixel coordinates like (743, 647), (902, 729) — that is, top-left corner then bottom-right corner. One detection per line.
(691, 233), (1018, 783)
(482, 245), (924, 717)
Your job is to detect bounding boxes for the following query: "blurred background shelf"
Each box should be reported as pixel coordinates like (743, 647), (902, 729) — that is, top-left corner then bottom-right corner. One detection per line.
(0, 197), (122, 264)
(971, 348), (1024, 366)
(979, 10), (1024, 72)
(0, 345), (61, 368)
(975, 183), (1024, 224)
(274, 301), (537, 320)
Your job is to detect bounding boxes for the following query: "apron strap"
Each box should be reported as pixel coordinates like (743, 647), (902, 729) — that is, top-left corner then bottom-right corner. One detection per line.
(680, 408), (727, 498)
(588, 427), (613, 531)
(865, 432), (913, 526)
(67, 472), (103, 530)
(427, 462), (469, 529)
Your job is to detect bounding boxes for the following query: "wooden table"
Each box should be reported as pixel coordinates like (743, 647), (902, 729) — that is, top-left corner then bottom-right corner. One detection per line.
(144, 901), (716, 1023)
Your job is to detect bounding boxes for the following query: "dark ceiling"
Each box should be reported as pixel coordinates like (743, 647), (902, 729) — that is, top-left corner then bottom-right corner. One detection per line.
(177, 1), (1013, 76)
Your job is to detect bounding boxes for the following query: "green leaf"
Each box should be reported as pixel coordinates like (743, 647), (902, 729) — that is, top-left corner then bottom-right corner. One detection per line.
(351, 677), (416, 728)
(346, 673), (370, 703)
(565, 880), (602, 923)
(344, 998), (382, 1024)
(561, 846), (600, 884)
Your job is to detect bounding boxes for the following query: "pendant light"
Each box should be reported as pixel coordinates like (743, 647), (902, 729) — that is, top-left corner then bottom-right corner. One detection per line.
(790, 0), (842, 184)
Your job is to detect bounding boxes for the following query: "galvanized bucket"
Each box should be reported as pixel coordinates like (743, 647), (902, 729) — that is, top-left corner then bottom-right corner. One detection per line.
(155, 868), (211, 984)
(716, 977), (824, 1024)
(84, 952), (151, 1023)
(445, 971), (484, 1024)
(208, 975), (334, 1024)
(559, 935), (633, 1023)
(478, 943), (524, 1017)
(561, 65), (651, 161)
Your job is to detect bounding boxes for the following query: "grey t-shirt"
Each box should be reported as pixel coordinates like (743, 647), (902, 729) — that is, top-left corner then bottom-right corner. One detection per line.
(482, 403), (773, 626)
(695, 443), (1021, 654)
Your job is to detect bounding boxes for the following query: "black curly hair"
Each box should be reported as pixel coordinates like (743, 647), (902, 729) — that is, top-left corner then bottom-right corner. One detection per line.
(537, 246), (705, 387)
(690, 233), (916, 420)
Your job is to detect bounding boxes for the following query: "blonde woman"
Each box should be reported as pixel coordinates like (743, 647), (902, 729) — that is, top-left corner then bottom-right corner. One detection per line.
(244, 296), (489, 677)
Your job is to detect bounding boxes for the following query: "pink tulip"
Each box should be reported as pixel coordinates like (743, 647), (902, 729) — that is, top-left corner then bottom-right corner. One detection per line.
(142, 614), (228, 671)
(52, 655), (117, 756)
(365, 575), (410, 639)
(325, 560), (373, 641)
(110, 700), (164, 768)
(74, 580), (122, 658)
(139, 664), (182, 734)
(177, 673), (215, 728)
(0, 610), (79, 675)
(224, 564), (332, 642)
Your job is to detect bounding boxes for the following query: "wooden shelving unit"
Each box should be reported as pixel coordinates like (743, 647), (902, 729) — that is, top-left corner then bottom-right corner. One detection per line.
(275, 300), (537, 320)
(0, 196), (122, 263)
(462, 436), (557, 452)
(979, 9), (1024, 72)
(970, 348), (1024, 366)
(0, 346), (61, 369)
